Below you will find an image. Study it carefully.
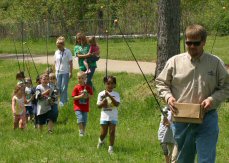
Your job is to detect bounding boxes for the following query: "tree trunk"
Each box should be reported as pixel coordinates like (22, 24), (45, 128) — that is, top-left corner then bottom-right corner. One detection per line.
(155, 0), (180, 78)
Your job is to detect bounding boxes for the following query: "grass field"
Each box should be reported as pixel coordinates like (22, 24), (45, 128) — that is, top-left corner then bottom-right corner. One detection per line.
(0, 60), (229, 162)
(1, 36), (229, 64)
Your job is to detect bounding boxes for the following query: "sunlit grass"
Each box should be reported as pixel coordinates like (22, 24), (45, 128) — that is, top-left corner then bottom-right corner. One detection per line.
(1, 35), (229, 63)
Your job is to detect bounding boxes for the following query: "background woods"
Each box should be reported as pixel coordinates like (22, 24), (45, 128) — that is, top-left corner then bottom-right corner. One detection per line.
(0, 0), (229, 39)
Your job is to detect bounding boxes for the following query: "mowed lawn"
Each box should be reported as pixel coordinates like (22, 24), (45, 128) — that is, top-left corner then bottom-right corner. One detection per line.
(1, 35), (229, 64)
(0, 60), (229, 162)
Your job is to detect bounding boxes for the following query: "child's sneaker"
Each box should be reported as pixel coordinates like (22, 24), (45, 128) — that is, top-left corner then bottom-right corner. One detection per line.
(97, 138), (104, 149)
(108, 146), (114, 154)
(79, 130), (84, 137)
(48, 130), (53, 134)
(59, 102), (64, 108)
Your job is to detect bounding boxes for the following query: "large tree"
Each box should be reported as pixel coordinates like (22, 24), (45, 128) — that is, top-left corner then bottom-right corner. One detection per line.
(155, 0), (180, 78)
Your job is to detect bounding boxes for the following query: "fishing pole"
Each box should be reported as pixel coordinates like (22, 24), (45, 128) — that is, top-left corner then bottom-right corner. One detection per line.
(44, 18), (50, 75)
(11, 32), (22, 72)
(24, 45), (34, 87)
(24, 42), (39, 76)
(105, 0), (110, 78)
(114, 19), (165, 116)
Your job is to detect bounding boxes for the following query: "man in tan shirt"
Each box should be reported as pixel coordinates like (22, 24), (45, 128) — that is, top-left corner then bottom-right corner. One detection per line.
(156, 24), (229, 163)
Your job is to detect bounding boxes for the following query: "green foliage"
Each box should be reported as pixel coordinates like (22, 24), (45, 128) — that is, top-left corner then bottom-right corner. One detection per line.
(181, 0), (229, 35)
(1, 0), (229, 37)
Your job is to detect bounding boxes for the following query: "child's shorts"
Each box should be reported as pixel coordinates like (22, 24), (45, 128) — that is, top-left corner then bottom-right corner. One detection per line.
(37, 110), (56, 125)
(100, 120), (117, 125)
(14, 114), (26, 129)
(25, 106), (33, 116)
(75, 111), (88, 124)
(160, 142), (174, 156)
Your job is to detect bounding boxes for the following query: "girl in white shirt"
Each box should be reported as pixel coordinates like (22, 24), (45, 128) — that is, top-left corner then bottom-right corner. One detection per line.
(97, 76), (120, 154)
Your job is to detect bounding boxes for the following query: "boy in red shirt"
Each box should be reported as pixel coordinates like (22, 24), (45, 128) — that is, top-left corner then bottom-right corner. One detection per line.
(72, 71), (93, 136)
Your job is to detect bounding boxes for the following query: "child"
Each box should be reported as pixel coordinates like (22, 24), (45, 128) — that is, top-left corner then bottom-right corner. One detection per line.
(36, 74), (55, 133)
(16, 71), (25, 85)
(33, 75), (40, 128)
(24, 78), (34, 122)
(48, 73), (59, 123)
(158, 106), (177, 163)
(12, 85), (30, 129)
(97, 76), (120, 154)
(84, 36), (100, 74)
(72, 71), (93, 136)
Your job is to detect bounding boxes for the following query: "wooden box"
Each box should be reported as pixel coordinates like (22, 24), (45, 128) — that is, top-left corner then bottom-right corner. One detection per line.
(172, 103), (204, 124)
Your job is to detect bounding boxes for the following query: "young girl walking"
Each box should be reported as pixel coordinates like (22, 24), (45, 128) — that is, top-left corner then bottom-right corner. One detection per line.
(96, 76), (120, 154)
(12, 85), (32, 129)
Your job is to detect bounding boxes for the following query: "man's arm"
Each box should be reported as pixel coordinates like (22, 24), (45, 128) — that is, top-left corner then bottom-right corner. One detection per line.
(202, 61), (229, 110)
(155, 59), (177, 113)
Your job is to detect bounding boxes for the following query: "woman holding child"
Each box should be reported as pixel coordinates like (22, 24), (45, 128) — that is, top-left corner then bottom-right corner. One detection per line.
(74, 33), (99, 89)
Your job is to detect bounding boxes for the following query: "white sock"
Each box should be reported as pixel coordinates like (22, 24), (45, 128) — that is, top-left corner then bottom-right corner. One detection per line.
(79, 129), (84, 134)
(108, 146), (113, 151)
(99, 138), (104, 143)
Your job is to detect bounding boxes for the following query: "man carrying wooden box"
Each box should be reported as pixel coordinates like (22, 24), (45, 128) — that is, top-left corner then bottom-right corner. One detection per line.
(156, 24), (229, 163)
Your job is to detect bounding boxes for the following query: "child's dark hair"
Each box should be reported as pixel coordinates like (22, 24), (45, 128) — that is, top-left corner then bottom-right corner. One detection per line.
(36, 75), (40, 84)
(103, 76), (116, 85)
(16, 71), (25, 80)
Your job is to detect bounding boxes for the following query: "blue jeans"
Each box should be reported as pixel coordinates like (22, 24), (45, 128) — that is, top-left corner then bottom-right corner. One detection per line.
(56, 73), (69, 104)
(51, 103), (58, 122)
(86, 66), (96, 88)
(172, 110), (219, 163)
(75, 111), (88, 126)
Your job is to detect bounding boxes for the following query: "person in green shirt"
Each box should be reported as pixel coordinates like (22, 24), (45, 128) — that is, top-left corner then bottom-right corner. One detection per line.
(74, 33), (97, 88)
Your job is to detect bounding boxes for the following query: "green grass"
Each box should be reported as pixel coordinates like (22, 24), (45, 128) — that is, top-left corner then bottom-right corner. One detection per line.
(1, 36), (229, 64)
(0, 60), (229, 162)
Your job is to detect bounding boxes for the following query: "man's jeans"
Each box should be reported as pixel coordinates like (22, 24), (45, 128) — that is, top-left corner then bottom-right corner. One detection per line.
(57, 73), (69, 104)
(172, 110), (219, 163)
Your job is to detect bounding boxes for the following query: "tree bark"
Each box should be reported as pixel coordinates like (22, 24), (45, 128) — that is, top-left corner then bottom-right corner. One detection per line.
(155, 0), (180, 78)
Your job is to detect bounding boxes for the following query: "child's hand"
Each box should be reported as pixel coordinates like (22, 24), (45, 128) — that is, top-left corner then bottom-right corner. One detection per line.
(81, 92), (88, 99)
(101, 98), (108, 108)
(105, 90), (111, 97)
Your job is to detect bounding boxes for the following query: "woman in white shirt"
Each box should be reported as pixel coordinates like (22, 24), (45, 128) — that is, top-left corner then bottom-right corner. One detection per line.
(54, 36), (73, 106)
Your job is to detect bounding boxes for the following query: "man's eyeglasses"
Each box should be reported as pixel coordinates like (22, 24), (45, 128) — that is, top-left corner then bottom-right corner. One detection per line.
(185, 41), (201, 46)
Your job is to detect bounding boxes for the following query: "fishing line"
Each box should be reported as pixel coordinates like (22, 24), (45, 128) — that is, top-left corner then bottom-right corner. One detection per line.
(115, 20), (165, 116)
